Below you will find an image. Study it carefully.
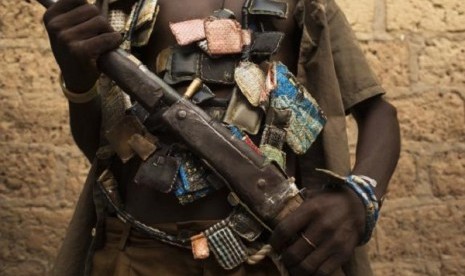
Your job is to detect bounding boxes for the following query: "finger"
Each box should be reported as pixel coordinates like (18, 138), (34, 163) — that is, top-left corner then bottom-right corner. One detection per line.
(281, 217), (332, 268)
(313, 255), (346, 276)
(270, 200), (320, 251)
(59, 16), (114, 43)
(281, 236), (315, 267)
(43, 0), (86, 24)
(288, 243), (331, 276)
(46, 4), (101, 34)
(69, 32), (122, 60)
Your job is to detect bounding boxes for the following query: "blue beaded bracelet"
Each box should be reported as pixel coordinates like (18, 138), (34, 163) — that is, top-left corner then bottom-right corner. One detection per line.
(345, 175), (379, 244)
(315, 169), (380, 245)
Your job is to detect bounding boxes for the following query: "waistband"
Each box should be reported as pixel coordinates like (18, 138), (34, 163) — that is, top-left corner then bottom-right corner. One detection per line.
(105, 216), (221, 243)
(98, 166), (267, 270)
(106, 214), (255, 270)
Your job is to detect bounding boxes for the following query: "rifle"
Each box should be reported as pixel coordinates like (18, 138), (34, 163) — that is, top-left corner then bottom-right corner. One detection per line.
(36, 0), (303, 228)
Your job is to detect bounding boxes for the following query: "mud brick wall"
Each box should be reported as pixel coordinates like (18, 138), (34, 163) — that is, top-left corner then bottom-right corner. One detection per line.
(1, 0), (464, 275)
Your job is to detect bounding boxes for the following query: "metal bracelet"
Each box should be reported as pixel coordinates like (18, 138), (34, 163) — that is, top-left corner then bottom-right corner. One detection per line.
(60, 74), (99, 104)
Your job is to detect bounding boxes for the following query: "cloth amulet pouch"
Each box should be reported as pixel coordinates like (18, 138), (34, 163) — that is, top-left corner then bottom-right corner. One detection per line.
(134, 150), (180, 193)
(105, 115), (146, 163)
(169, 19), (206, 46)
(270, 62), (326, 154)
(174, 151), (215, 204)
(234, 61), (266, 107)
(205, 18), (243, 55)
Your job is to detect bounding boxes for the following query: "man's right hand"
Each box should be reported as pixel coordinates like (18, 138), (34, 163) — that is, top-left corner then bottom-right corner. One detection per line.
(43, 0), (122, 93)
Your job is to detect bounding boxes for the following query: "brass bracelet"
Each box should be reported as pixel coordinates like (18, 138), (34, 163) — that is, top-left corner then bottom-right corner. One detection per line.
(60, 74), (99, 104)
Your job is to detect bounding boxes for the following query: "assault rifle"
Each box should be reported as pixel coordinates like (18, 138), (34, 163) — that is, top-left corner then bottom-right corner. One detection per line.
(36, 0), (303, 228)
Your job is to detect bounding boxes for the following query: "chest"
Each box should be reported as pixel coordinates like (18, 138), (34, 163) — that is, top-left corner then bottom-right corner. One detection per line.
(157, 0), (246, 22)
(136, 0), (300, 68)
(154, 0), (298, 29)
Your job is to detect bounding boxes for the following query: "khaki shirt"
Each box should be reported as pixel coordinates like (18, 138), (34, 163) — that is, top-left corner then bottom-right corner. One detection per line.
(52, 0), (385, 275)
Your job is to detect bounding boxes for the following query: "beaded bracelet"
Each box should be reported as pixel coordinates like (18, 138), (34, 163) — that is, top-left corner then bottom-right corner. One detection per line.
(315, 168), (380, 244)
(60, 74), (99, 104)
(345, 175), (379, 244)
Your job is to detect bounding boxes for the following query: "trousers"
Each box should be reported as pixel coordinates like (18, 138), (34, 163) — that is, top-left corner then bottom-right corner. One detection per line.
(91, 217), (281, 276)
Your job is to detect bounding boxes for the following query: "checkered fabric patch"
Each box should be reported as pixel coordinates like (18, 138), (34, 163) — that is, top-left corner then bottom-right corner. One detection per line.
(206, 224), (248, 270)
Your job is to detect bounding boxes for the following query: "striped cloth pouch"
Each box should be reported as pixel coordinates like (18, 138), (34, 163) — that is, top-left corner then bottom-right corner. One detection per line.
(270, 62), (326, 155)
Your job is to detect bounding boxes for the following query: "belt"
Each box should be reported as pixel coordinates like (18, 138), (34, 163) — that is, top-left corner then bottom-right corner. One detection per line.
(97, 168), (266, 270)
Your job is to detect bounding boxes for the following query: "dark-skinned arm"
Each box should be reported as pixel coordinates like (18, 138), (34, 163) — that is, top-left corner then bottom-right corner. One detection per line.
(351, 96), (401, 200)
(68, 99), (102, 162)
(270, 96), (400, 276)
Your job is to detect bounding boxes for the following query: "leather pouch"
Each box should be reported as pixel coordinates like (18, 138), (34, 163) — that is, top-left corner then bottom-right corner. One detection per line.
(127, 133), (157, 161)
(247, 0), (288, 18)
(134, 150), (180, 193)
(169, 19), (206, 46)
(234, 61), (266, 107)
(265, 106), (291, 129)
(260, 107), (291, 148)
(228, 207), (263, 242)
(131, 0), (160, 47)
(156, 47), (172, 75)
(134, 0), (159, 29)
(192, 84), (215, 105)
(224, 87), (263, 135)
(250, 32), (284, 57)
(164, 48), (200, 84)
(205, 18), (243, 55)
(127, 102), (150, 124)
(212, 8), (236, 19)
(200, 54), (237, 84)
(205, 107), (227, 122)
(105, 115), (145, 163)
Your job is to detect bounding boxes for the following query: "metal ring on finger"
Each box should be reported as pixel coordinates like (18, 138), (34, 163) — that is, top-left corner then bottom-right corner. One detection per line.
(300, 233), (316, 249)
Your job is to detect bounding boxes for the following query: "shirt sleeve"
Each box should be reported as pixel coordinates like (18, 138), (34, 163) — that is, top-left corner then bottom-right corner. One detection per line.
(326, 0), (386, 112)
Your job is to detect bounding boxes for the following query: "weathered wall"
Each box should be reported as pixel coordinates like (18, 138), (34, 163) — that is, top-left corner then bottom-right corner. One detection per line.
(0, 0), (464, 275)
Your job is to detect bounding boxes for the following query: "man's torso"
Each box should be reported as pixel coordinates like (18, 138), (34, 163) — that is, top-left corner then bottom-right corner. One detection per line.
(110, 0), (303, 224)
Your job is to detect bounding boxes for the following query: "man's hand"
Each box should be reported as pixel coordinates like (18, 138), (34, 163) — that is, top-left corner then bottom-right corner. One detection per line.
(270, 97), (400, 275)
(43, 0), (122, 92)
(270, 187), (366, 276)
